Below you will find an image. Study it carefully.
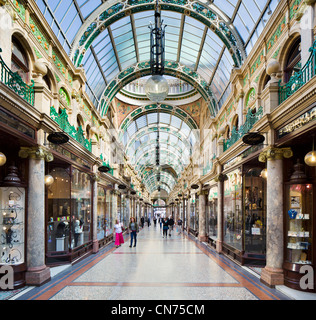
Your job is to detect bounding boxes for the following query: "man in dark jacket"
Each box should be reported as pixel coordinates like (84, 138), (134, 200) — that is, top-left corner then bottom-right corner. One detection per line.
(162, 217), (169, 238)
(168, 216), (174, 237)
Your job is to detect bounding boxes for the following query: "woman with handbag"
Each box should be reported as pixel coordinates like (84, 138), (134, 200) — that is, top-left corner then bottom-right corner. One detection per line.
(114, 219), (124, 248)
(128, 217), (139, 247)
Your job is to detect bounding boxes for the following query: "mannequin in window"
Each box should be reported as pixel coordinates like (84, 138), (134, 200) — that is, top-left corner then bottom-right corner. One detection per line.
(74, 219), (83, 247)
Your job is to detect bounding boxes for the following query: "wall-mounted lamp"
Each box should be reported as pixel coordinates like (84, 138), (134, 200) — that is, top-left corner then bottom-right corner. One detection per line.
(260, 168), (267, 179)
(44, 175), (54, 186)
(304, 135), (316, 167)
(0, 152), (6, 166)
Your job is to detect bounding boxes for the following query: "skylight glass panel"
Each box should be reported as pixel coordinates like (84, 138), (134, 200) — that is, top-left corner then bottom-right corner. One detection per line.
(147, 113), (158, 125)
(77, 0), (102, 19)
(213, 0), (238, 18)
(160, 113), (171, 124)
(127, 122), (137, 137)
(171, 115), (182, 129)
(180, 122), (191, 137)
(180, 16), (204, 67)
(136, 115), (147, 130)
(161, 11), (181, 61)
(111, 16), (137, 69)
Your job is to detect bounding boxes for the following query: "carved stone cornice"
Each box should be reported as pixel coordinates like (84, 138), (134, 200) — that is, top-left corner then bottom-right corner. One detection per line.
(259, 147), (293, 162)
(19, 146), (54, 162)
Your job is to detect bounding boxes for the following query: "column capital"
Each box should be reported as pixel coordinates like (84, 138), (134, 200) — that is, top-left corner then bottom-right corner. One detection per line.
(197, 190), (208, 196)
(259, 147), (293, 162)
(91, 174), (100, 182)
(19, 146), (54, 162)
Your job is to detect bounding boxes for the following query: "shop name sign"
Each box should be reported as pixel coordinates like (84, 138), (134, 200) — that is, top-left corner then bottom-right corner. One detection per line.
(278, 106), (316, 139)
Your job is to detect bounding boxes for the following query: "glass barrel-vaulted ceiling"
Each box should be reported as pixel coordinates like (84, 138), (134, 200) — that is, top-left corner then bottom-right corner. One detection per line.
(35, 0), (280, 106)
(120, 109), (198, 193)
(34, 0), (281, 195)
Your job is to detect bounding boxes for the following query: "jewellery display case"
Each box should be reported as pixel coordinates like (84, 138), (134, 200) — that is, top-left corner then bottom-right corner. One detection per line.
(284, 160), (315, 292)
(0, 165), (26, 289)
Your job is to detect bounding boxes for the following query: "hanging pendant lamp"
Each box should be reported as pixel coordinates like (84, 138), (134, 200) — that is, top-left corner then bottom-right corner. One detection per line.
(304, 134), (316, 166)
(145, 0), (169, 103)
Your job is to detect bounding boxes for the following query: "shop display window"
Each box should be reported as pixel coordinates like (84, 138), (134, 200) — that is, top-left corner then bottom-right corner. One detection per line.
(207, 186), (218, 240)
(243, 168), (266, 255)
(285, 183), (313, 265)
(106, 190), (113, 236)
(0, 186), (25, 265)
(47, 167), (71, 253)
(224, 169), (242, 250)
(97, 186), (106, 240)
(71, 168), (91, 248)
(190, 194), (198, 232)
(47, 165), (92, 254)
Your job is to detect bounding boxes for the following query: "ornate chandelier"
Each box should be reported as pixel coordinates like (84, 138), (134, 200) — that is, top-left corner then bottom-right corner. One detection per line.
(145, 0), (169, 102)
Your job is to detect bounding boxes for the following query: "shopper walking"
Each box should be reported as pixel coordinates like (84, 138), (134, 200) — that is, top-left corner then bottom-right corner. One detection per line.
(177, 218), (183, 235)
(168, 216), (174, 237)
(140, 216), (144, 228)
(162, 217), (169, 238)
(128, 217), (139, 247)
(114, 219), (124, 248)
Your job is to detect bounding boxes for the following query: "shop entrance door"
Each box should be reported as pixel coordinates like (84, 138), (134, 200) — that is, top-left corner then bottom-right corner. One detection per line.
(243, 167), (266, 264)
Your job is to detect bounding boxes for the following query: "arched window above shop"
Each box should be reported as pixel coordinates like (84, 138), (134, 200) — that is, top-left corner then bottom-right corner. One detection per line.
(232, 115), (239, 131)
(225, 125), (230, 140)
(77, 114), (84, 130)
(86, 124), (91, 140)
(284, 37), (301, 83)
(262, 73), (271, 90)
(11, 37), (30, 83)
(43, 74), (51, 90)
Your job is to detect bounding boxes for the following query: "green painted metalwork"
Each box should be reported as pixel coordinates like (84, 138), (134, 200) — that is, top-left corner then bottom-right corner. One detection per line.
(279, 40), (316, 105)
(99, 60), (218, 117)
(50, 106), (92, 152)
(0, 49), (34, 106)
(223, 106), (263, 152)
(72, 0), (245, 69)
(100, 154), (114, 175)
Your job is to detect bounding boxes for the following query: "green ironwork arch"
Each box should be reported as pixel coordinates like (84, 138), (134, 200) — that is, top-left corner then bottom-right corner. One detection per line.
(119, 103), (198, 137)
(70, 0), (245, 70)
(99, 60), (218, 117)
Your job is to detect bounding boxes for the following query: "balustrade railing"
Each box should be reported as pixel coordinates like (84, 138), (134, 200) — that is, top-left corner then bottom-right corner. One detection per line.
(0, 49), (34, 105)
(50, 106), (92, 152)
(279, 40), (316, 104)
(224, 106), (263, 152)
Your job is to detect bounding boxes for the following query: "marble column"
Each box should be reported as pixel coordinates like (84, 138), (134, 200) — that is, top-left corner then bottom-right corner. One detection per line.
(182, 198), (186, 230)
(259, 147), (293, 287)
(186, 195), (190, 232)
(92, 174), (99, 254)
(198, 190), (208, 242)
(216, 169), (224, 253)
(19, 146), (53, 286)
(126, 195), (131, 225)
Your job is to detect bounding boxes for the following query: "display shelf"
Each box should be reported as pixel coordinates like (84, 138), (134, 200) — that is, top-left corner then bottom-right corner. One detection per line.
(0, 188), (25, 266)
(284, 160), (314, 292)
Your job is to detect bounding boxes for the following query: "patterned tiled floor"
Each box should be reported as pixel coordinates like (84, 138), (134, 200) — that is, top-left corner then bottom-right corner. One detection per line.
(14, 226), (291, 300)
